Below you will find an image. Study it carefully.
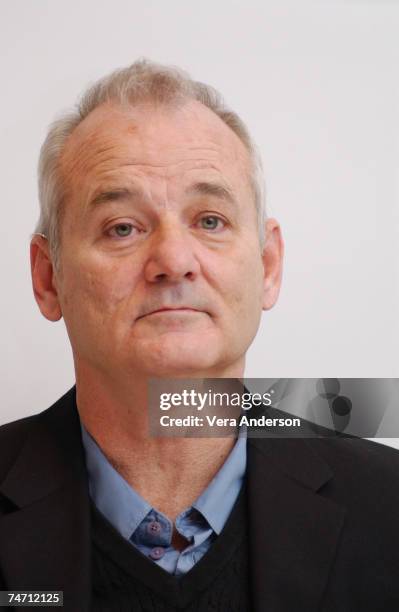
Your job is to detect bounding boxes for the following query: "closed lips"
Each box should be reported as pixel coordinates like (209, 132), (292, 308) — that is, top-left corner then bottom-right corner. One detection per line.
(138, 307), (201, 319)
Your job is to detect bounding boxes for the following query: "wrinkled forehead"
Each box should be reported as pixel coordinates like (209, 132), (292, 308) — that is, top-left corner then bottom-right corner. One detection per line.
(59, 100), (253, 196)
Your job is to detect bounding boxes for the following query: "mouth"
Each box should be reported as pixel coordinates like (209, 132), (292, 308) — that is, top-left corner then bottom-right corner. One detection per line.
(137, 307), (203, 320)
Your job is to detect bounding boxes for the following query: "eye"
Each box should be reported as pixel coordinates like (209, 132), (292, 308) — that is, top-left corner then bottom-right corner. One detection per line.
(107, 223), (136, 238)
(198, 215), (225, 231)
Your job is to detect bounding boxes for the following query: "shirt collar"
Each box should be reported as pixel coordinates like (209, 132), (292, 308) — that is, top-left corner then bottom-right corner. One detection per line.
(80, 424), (151, 539)
(80, 421), (246, 539)
(192, 432), (246, 534)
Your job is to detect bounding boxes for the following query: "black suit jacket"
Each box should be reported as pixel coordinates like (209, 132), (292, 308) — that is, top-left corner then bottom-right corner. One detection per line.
(1, 386), (399, 611)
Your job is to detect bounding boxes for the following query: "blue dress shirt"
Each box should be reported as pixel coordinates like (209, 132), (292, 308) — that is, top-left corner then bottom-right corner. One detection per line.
(80, 423), (246, 576)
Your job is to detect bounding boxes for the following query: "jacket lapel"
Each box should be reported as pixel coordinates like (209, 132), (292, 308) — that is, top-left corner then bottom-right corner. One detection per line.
(0, 387), (91, 612)
(247, 436), (346, 612)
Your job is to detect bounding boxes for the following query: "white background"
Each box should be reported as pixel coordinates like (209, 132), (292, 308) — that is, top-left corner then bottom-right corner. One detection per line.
(0, 1), (398, 444)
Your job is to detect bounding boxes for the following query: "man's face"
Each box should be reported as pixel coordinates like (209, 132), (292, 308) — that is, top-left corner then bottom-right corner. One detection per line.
(33, 100), (282, 378)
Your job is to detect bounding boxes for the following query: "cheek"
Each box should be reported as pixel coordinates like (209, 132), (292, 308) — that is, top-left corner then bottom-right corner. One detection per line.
(210, 247), (264, 315)
(60, 258), (140, 324)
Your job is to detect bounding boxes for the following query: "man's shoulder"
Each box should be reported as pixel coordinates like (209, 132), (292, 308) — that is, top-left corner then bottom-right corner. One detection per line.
(0, 418), (40, 499)
(0, 408), (45, 435)
(0, 399), (56, 442)
(306, 435), (399, 505)
(0, 388), (76, 479)
(260, 403), (399, 490)
(309, 434), (399, 474)
(0, 406), (55, 481)
(252, 432), (399, 506)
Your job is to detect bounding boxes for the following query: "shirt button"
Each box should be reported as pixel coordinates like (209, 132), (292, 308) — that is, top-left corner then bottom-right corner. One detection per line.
(149, 546), (165, 560)
(147, 521), (162, 535)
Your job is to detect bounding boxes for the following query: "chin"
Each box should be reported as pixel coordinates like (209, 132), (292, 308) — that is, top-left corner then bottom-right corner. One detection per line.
(131, 333), (221, 377)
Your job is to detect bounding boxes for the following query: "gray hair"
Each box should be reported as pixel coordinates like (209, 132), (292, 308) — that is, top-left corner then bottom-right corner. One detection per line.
(34, 58), (267, 270)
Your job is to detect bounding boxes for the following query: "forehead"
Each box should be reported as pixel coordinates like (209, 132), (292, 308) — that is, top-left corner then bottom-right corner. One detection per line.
(59, 100), (252, 194)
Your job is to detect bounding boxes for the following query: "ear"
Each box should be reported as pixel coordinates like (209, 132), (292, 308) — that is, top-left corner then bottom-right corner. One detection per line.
(30, 235), (62, 321)
(261, 218), (284, 311)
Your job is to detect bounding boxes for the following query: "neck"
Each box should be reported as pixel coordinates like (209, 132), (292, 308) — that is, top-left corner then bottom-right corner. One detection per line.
(75, 360), (245, 520)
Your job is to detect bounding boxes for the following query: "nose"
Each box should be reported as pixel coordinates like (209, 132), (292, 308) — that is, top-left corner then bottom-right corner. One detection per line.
(144, 219), (200, 284)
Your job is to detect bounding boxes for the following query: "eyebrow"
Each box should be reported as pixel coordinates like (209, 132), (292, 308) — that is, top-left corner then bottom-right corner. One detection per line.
(185, 181), (237, 206)
(88, 181), (237, 210)
(88, 187), (143, 208)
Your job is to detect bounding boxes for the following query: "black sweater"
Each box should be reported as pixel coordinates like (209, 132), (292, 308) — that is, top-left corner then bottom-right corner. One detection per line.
(90, 484), (251, 611)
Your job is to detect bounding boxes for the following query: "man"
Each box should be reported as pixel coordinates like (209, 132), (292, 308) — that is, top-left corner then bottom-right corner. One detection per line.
(0, 59), (398, 611)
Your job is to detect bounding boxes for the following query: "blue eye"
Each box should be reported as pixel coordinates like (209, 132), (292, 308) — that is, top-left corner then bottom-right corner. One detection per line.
(199, 216), (224, 230)
(109, 223), (134, 238)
